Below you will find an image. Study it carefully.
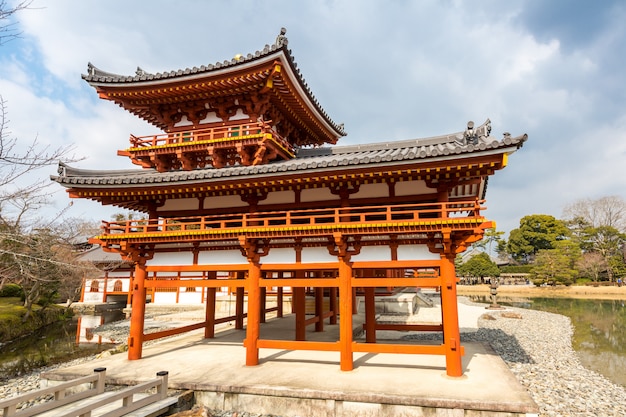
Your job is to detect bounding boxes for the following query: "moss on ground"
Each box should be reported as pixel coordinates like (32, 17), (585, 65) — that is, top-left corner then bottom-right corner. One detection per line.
(0, 297), (69, 343)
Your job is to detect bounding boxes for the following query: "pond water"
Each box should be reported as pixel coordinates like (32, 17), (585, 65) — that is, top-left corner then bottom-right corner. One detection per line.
(469, 295), (626, 388)
(0, 310), (124, 379)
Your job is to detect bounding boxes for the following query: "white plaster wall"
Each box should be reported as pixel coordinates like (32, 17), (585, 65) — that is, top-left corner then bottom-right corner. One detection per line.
(104, 279), (126, 292)
(263, 247), (295, 263)
(197, 250), (246, 265)
(261, 190), (295, 206)
(83, 292), (104, 303)
(204, 195), (247, 209)
(153, 293), (177, 304)
(352, 246), (391, 261)
(301, 187), (339, 203)
(352, 183), (388, 199)
(178, 292), (203, 304)
(396, 244), (440, 260)
(149, 252), (194, 266)
(173, 115), (194, 128)
(395, 180), (433, 197)
(158, 198), (199, 212)
(107, 271), (131, 278)
(199, 111), (220, 124)
(300, 247), (337, 263)
(229, 108), (249, 121)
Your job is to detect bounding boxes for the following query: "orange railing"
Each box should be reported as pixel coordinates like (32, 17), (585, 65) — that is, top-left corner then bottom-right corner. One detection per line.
(125, 120), (293, 155)
(98, 200), (485, 238)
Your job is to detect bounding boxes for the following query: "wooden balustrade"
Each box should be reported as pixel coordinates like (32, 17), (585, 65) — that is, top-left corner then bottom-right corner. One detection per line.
(98, 200), (485, 240)
(127, 121), (288, 150)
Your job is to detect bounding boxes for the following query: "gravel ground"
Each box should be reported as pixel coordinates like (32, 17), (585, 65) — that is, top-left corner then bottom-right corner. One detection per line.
(2, 300), (626, 417)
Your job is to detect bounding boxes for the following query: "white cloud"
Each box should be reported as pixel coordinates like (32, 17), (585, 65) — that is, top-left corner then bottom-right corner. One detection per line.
(1, 0), (624, 235)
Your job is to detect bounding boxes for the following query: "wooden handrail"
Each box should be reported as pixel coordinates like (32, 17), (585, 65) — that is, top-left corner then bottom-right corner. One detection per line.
(98, 200), (486, 237)
(125, 120), (291, 152)
(0, 368), (106, 417)
(57, 371), (169, 417)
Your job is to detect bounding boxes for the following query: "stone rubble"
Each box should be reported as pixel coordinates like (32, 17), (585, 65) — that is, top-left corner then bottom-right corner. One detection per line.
(2, 301), (626, 417)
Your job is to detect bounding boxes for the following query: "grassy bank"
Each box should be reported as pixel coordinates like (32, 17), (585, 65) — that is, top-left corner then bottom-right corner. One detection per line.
(0, 297), (70, 343)
(457, 284), (626, 300)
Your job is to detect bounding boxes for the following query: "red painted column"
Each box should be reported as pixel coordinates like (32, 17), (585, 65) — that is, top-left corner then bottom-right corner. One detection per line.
(294, 287), (306, 340)
(128, 259), (147, 360)
(315, 286), (324, 332)
(245, 259), (261, 366)
(294, 244), (306, 340)
(235, 274), (245, 330)
(339, 256), (354, 371)
(440, 252), (463, 377)
(205, 287), (216, 339)
(329, 287), (338, 325)
(364, 287), (376, 343)
(260, 286), (267, 324)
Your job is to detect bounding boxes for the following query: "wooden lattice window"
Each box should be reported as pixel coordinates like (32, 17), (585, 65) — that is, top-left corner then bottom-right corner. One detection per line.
(113, 280), (123, 292)
(90, 280), (100, 292)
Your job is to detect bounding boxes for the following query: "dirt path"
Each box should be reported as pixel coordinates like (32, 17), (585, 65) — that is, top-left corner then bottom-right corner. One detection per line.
(457, 283), (626, 300)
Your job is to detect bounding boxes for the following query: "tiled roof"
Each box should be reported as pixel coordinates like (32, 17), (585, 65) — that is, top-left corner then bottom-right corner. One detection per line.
(52, 119), (526, 188)
(82, 28), (346, 138)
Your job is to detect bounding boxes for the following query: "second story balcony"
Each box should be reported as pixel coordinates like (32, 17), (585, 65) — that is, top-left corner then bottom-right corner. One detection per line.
(91, 200), (491, 252)
(117, 120), (295, 172)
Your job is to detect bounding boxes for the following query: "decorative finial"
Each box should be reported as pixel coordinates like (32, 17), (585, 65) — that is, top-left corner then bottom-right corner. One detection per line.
(275, 27), (287, 47)
(464, 121), (478, 145)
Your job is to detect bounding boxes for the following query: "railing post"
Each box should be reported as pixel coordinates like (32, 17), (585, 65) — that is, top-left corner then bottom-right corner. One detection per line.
(156, 371), (169, 400)
(94, 367), (106, 394)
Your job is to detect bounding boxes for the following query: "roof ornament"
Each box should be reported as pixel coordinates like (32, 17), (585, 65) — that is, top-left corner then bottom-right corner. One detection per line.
(57, 162), (67, 176)
(87, 62), (96, 76)
(136, 67), (148, 76)
(464, 121), (478, 145)
(275, 27), (288, 47)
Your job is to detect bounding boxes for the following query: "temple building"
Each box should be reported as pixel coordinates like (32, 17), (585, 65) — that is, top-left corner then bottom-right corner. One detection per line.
(52, 28), (526, 377)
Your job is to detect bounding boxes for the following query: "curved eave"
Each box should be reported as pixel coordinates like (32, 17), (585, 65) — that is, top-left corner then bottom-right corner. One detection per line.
(52, 123), (527, 195)
(83, 34), (345, 143)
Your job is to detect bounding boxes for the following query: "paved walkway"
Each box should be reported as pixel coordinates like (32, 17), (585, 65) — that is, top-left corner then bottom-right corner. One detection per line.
(43, 296), (539, 416)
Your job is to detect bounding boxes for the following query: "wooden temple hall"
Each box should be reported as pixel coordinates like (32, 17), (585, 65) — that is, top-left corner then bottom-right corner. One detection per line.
(52, 28), (526, 377)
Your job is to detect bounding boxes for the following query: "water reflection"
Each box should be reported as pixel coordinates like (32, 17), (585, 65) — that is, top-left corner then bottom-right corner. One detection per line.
(0, 310), (124, 379)
(76, 311), (123, 345)
(468, 295), (626, 387)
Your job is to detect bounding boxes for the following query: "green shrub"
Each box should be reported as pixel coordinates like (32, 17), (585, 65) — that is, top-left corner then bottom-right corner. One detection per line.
(0, 284), (24, 298)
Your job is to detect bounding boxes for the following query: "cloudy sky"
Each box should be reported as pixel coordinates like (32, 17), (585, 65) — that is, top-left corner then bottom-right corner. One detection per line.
(1, 0), (625, 236)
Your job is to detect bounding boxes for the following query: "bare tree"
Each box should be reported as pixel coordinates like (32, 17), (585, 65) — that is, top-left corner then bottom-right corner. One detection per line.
(563, 196), (626, 233)
(576, 252), (607, 282)
(0, 2), (87, 310)
(0, 97), (79, 228)
(0, 1), (33, 46)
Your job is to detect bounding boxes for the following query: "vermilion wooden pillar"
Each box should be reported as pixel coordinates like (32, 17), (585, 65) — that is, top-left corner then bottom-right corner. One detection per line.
(440, 252), (463, 377)
(315, 286), (324, 332)
(128, 259), (147, 360)
(339, 256), (354, 371)
(329, 287), (337, 325)
(235, 273), (245, 330)
(260, 287), (267, 324)
(294, 287), (306, 340)
(294, 244), (306, 341)
(205, 288), (216, 338)
(364, 287), (376, 343)
(277, 272), (284, 318)
(245, 260), (261, 366)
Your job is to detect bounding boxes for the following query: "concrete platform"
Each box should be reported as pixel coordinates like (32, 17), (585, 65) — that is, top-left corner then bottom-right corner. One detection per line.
(43, 302), (539, 417)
